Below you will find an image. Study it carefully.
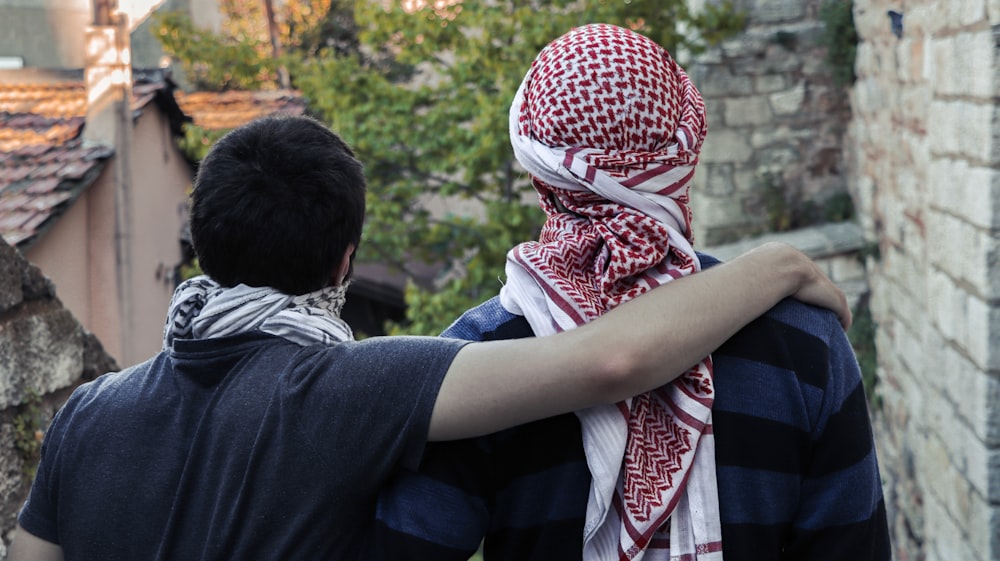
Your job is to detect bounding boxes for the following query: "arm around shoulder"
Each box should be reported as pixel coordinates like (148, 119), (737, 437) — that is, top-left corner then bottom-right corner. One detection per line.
(428, 243), (851, 441)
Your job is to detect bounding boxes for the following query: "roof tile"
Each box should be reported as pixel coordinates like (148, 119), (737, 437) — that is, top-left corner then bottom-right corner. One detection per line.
(25, 177), (61, 194)
(56, 160), (96, 180)
(175, 89), (307, 131)
(20, 209), (52, 232)
(28, 162), (64, 179)
(0, 193), (31, 212)
(0, 211), (31, 230)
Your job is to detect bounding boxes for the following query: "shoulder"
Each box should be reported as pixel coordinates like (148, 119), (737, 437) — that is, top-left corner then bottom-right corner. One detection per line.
(701, 253), (861, 421)
(292, 335), (468, 402)
(324, 334), (468, 364)
(441, 297), (533, 341)
(60, 355), (161, 413)
(699, 254), (846, 355)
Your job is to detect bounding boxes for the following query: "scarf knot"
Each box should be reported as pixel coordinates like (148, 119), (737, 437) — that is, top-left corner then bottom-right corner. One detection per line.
(163, 276), (354, 349)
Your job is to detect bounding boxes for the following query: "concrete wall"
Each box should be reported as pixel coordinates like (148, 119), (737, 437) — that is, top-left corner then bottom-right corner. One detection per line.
(849, 1), (1000, 560)
(0, 238), (117, 553)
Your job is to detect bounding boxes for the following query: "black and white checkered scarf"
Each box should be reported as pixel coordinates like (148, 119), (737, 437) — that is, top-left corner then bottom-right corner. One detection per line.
(163, 275), (353, 349)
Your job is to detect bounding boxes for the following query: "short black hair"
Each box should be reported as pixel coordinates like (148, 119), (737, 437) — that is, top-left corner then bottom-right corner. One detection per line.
(190, 115), (366, 295)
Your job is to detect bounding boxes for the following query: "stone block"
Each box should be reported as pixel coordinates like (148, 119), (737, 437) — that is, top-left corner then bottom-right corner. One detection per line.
(732, 168), (757, 194)
(953, 0), (987, 27)
(700, 163), (735, 197)
(891, 307), (928, 378)
(882, 236), (926, 297)
(927, 211), (1000, 300)
(720, 33), (769, 59)
(934, 32), (997, 99)
(699, 129), (754, 164)
(754, 73), (787, 93)
(926, 374), (997, 499)
(829, 254), (866, 283)
(704, 99), (724, 126)
(769, 83), (806, 115)
(749, 0), (805, 24)
(961, 31), (996, 98)
(723, 96), (773, 126)
(929, 159), (1000, 230)
(0, 424), (26, 534)
(0, 310), (83, 409)
(894, 37), (917, 84)
(689, 65), (754, 98)
(929, 100), (996, 164)
(757, 144), (799, 169)
(905, 1), (945, 37)
(900, 86), (932, 135)
(927, 267), (954, 336)
(751, 125), (789, 149)
(929, 261), (1000, 372)
(922, 480), (977, 561)
(0, 242), (22, 313)
(966, 295), (1000, 372)
(928, 37), (952, 94)
(691, 194), (746, 234)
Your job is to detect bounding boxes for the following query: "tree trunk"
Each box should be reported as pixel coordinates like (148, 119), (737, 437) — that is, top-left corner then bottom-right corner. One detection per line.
(262, 0), (291, 88)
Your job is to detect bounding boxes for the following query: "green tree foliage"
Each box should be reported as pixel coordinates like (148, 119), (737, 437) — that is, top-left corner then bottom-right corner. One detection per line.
(819, 0), (858, 87)
(155, 10), (279, 90)
(155, 0), (745, 335)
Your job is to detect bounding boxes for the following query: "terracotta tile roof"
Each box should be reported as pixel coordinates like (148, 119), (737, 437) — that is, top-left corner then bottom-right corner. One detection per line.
(0, 137), (113, 248)
(174, 90), (307, 131)
(0, 73), (302, 250)
(0, 75), (169, 249)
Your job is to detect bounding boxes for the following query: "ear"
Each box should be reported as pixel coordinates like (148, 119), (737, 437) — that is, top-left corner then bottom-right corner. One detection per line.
(333, 243), (356, 286)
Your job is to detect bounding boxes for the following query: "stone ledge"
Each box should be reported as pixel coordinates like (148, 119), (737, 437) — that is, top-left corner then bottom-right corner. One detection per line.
(703, 222), (869, 308)
(703, 221), (867, 261)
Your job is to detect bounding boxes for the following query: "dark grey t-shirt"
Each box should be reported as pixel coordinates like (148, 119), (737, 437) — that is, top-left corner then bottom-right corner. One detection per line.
(19, 331), (466, 560)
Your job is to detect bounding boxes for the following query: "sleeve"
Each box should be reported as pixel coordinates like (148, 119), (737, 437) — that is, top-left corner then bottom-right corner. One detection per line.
(782, 322), (891, 561)
(371, 438), (493, 560)
(369, 309), (503, 561)
(17, 396), (76, 545)
(315, 335), (467, 472)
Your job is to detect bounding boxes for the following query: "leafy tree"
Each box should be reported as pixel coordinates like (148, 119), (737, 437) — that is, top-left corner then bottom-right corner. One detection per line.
(155, 0), (745, 335)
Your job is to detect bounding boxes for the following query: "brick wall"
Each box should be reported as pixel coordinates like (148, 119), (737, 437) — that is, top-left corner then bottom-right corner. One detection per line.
(850, 1), (1000, 560)
(0, 239), (117, 554)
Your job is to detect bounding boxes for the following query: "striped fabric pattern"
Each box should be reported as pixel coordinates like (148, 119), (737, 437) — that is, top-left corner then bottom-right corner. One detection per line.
(373, 257), (891, 561)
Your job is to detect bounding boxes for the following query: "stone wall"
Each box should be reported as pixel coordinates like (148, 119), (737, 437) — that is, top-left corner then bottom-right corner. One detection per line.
(688, 0), (853, 246)
(850, 1), (1000, 560)
(0, 239), (117, 554)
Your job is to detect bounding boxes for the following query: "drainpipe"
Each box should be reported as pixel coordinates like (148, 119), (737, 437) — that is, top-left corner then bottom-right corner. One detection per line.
(84, 0), (134, 364)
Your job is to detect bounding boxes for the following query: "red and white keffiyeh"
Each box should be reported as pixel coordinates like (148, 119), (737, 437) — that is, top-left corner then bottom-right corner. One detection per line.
(499, 24), (723, 561)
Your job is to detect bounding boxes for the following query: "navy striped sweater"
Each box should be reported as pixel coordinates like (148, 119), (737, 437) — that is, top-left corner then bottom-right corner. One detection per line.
(373, 257), (891, 561)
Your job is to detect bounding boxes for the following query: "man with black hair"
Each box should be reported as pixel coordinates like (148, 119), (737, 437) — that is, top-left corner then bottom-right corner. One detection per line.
(10, 115), (850, 561)
(374, 24), (889, 561)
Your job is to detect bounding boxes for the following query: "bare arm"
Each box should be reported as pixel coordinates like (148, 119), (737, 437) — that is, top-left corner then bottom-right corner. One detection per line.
(8, 524), (64, 561)
(429, 242), (849, 440)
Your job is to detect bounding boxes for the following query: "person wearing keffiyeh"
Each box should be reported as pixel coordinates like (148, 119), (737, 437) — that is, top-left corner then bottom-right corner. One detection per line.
(500, 23), (721, 561)
(374, 24), (890, 561)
